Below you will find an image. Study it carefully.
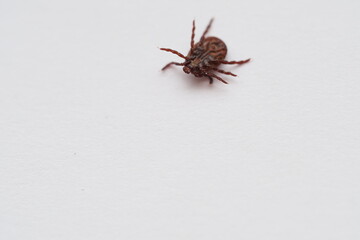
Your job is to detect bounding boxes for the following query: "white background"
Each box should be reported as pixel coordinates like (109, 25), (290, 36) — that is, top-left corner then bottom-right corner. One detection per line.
(1, 0), (359, 239)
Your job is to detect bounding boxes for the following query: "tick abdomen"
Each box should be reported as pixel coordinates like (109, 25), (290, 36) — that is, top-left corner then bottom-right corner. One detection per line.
(199, 37), (227, 61)
(189, 37), (227, 69)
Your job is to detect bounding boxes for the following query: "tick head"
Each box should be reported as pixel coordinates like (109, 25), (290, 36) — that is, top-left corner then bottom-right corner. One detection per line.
(183, 66), (191, 74)
(183, 65), (202, 77)
(183, 59), (203, 77)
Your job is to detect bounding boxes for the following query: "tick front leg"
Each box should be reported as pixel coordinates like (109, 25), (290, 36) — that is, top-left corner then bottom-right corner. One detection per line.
(200, 18), (214, 43)
(161, 62), (185, 71)
(160, 48), (187, 59)
(190, 20), (196, 49)
(219, 58), (251, 65)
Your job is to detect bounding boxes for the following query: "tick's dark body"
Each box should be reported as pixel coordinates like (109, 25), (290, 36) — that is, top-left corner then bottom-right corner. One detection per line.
(185, 37), (227, 77)
(160, 19), (250, 84)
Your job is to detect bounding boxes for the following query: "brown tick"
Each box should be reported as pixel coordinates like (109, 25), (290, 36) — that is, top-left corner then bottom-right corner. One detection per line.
(160, 18), (251, 84)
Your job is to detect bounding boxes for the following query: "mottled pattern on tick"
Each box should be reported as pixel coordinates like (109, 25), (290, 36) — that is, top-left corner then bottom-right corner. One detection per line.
(160, 19), (250, 84)
(189, 37), (227, 67)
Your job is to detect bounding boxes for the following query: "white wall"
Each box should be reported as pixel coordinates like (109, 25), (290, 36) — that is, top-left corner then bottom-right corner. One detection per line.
(1, 0), (359, 239)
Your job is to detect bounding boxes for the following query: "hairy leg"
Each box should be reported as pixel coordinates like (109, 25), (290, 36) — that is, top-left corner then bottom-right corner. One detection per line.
(191, 20), (196, 49)
(160, 48), (187, 59)
(212, 68), (237, 77)
(161, 62), (185, 71)
(219, 58), (251, 65)
(200, 18), (214, 43)
(206, 72), (228, 84)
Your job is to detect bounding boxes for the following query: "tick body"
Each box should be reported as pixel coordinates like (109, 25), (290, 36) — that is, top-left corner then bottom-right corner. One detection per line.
(160, 19), (250, 84)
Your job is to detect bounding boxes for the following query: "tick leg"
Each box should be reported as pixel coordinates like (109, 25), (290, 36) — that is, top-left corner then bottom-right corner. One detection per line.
(212, 68), (237, 77)
(160, 48), (187, 59)
(207, 76), (214, 84)
(219, 58), (251, 65)
(200, 18), (214, 43)
(206, 72), (228, 84)
(162, 62), (185, 71)
(190, 20), (196, 49)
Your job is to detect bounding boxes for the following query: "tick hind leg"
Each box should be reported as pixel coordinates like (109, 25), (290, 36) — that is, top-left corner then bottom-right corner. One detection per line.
(219, 58), (251, 65)
(161, 62), (185, 71)
(212, 68), (237, 77)
(206, 72), (228, 84)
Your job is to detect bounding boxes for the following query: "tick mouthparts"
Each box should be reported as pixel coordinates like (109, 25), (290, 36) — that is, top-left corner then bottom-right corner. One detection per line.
(183, 66), (191, 74)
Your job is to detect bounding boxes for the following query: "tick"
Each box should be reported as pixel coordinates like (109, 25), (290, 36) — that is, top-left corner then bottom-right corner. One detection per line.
(160, 19), (251, 84)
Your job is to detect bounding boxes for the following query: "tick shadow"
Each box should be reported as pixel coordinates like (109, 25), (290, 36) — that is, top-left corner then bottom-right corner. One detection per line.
(184, 74), (224, 89)
(160, 68), (232, 92)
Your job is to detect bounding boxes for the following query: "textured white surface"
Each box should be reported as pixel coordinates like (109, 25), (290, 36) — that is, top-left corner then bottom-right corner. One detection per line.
(1, 0), (360, 239)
